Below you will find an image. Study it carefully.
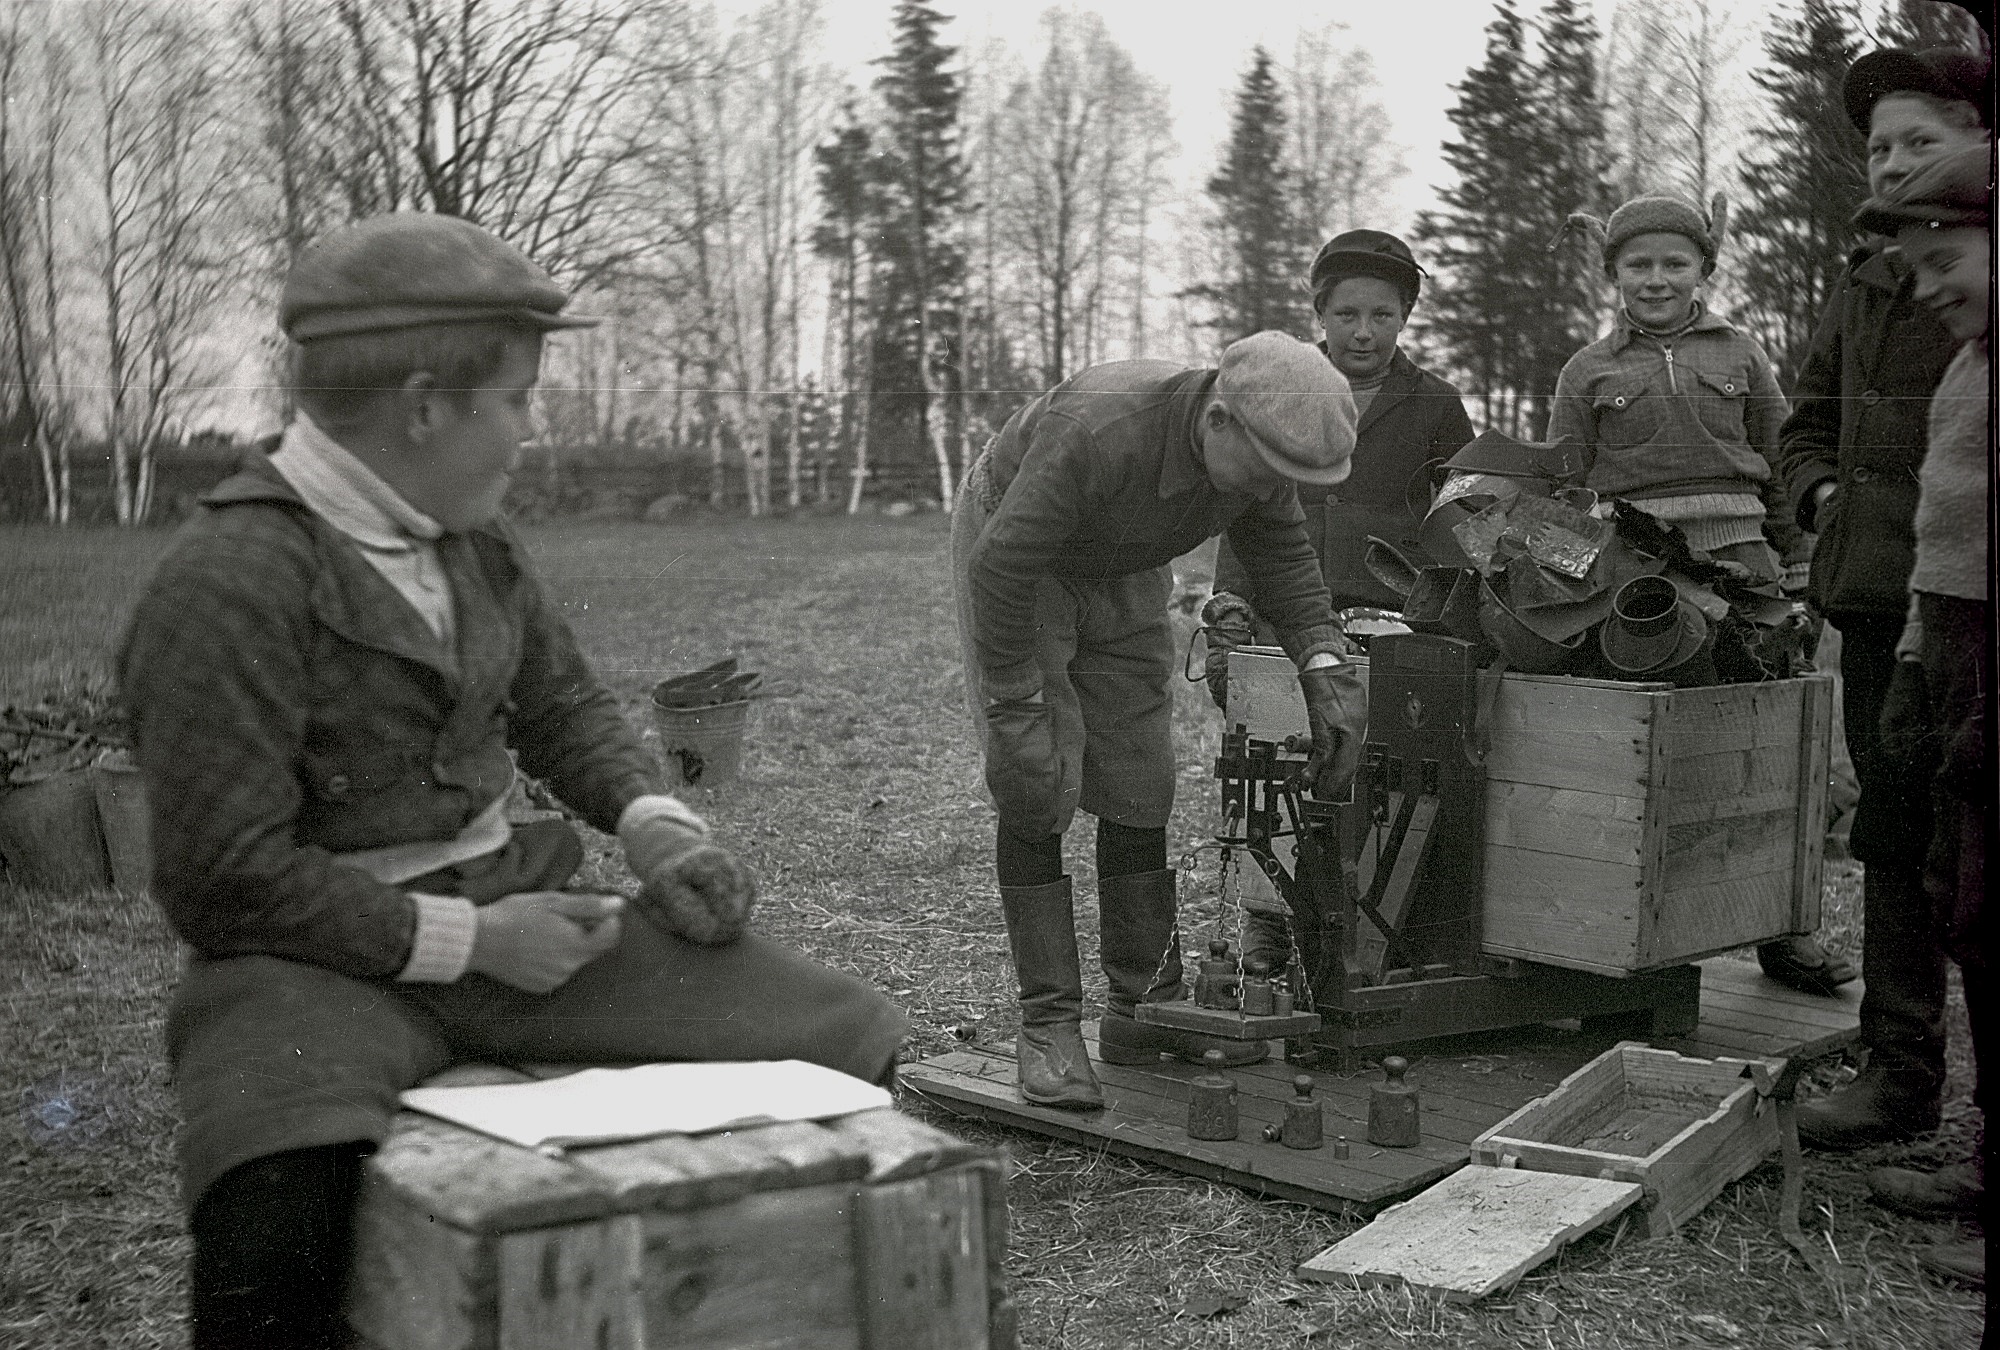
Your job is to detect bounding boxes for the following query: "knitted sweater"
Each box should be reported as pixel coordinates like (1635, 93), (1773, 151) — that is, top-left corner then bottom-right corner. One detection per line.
(1899, 338), (1992, 655)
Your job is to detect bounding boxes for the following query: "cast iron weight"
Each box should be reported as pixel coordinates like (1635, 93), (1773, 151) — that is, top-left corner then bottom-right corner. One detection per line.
(1367, 1055), (1421, 1148)
(1260, 1074), (1324, 1149)
(1187, 1049), (1239, 1141)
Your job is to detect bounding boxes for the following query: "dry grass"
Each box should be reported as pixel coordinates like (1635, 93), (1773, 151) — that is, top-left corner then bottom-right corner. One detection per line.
(0, 515), (1984, 1349)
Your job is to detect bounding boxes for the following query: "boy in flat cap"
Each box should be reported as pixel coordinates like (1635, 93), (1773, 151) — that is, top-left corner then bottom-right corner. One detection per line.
(1848, 142), (1991, 1289)
(952, 332), (1366, 1110)
(118, 213), (906, 1350)
(1778, 46), (1992, 1155)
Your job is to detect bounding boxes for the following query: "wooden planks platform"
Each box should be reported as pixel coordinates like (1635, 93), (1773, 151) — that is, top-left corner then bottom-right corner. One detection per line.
(904, 957), (1859, 1217)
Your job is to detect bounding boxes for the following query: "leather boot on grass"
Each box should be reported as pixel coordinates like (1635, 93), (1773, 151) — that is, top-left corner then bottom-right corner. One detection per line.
(1867, 1161), (1984, 1218)
(1097, 869), (1268, 1069)
(1797, 1063), (1941, 1151)
(1000, 877), (1103, 1110)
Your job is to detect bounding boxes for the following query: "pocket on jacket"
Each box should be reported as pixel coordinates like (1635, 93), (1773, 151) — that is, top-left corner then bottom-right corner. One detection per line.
(1588, 377), (1662, 453)
(1692, 367), (1751, 442)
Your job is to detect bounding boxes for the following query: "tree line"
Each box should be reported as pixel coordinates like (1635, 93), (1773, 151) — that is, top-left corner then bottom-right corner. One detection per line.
(0, 0), (1983, 525)
(1412, 0), (1984, 440)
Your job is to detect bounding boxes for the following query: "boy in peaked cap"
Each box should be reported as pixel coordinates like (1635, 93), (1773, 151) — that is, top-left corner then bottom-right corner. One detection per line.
(118, 213), (906, 1350)
(951, 332), (1366, 1111)
(1546, 192), (1855, 996)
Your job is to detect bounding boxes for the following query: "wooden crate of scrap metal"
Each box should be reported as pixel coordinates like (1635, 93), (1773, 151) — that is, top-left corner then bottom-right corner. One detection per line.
(1226, 650), (1831, 976)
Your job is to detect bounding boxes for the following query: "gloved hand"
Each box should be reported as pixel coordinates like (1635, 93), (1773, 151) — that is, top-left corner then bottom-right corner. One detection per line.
(983, 696), (1063, 837)
(619, 794), (756, 945)
(1299, 662), (1367, 798)
(1878, 657), (1937, 783)
(1200, 591), (1256, 711)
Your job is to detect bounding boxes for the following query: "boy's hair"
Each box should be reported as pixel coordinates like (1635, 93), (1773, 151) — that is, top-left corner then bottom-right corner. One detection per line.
(1872, 89), (1986, 133)
(291, 320), (538, 427)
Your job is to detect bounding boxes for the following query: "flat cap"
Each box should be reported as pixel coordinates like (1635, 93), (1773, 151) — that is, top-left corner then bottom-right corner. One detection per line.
(1844, 47), (1992, 132)
(1853, 143), (1994, 234)
(281, 213), (597, 342)
(1214, 331), (1356, 488)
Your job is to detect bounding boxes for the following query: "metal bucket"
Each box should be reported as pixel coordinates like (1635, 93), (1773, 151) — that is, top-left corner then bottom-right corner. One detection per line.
(0, 769), (111, 891)
(91, 757), (152, 895)
(650, 698), (752, 792)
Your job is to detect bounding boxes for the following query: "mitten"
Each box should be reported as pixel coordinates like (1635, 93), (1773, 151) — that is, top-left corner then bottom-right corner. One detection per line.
(618, 794), (756, 945)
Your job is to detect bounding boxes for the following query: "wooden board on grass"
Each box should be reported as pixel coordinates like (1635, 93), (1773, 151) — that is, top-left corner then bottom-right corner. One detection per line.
(904, 958), (1859, 1215)
(1295, 1166), (1643, 1300)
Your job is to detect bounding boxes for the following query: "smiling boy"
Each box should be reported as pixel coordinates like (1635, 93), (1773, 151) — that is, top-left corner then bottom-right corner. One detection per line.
(119, 214), (905, 1350)
(1848, 141), (1992, 1289)
(1546, 194), (1860, 992)
(1776, 46), (1992, 1154)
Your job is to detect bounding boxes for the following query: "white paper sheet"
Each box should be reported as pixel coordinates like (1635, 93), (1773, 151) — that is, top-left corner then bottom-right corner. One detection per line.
(398, 1060), (893, 1151)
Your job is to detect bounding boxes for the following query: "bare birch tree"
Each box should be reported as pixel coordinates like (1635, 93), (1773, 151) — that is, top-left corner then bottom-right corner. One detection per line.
(80, 0), (241, 524)
(988, 9), (1170, 384)
(324, 0), (648, 289)
(1285, 23), (1404, 243)
(0, 7), (77, 523)
(1603, 0), (1747, 205)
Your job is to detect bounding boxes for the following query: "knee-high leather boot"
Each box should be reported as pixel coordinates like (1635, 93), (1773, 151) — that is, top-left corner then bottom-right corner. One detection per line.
(1800, 863), (1945, 1149)
(999, 877), (1103, 1109)
(1097, 869), (1268, 1067)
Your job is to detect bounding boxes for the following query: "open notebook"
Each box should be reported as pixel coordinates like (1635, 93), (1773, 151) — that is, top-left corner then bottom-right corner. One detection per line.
(399, 1060), (893, 1151)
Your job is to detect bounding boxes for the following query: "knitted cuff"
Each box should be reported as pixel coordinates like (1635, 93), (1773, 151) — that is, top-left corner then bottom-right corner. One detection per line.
(397, 893), (478, 983)
(618, 793), (711, 879)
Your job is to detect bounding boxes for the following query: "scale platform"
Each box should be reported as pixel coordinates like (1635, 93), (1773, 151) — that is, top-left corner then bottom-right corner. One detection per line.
(903, 957), (1860, 1216)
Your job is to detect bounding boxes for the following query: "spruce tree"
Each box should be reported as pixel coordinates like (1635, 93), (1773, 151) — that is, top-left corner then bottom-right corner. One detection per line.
(1411, 1), (1538, 433)
(869, 0), (966, 500)
(1189, 47), (1314, 343)
(1733, 0), (1869, 387)
(1522, 0), (1611, 437)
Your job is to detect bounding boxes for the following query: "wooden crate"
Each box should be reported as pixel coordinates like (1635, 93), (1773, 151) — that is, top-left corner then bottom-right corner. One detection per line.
(345, 1067), (1014, 1350)
(1469, 1043), (1781, 1237)
(1226, 650), (1831, 976)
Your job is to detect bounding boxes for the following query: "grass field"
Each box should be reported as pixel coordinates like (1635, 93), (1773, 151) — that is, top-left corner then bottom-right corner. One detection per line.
(0, 516), (1984, 1349)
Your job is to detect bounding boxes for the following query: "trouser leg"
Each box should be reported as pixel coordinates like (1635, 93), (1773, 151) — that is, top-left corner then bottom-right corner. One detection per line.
(189, 1143), (371, 1350)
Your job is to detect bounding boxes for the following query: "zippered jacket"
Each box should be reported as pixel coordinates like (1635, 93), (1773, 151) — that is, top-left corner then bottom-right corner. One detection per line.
(1547, 308), (1789, 502)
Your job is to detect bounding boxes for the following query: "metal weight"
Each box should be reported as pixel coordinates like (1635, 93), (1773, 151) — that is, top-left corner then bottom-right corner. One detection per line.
(1367, 1055), (1421, 1148)
(1187, 1049), (1239, 1141)
(1281, 1074), (1323, 1150)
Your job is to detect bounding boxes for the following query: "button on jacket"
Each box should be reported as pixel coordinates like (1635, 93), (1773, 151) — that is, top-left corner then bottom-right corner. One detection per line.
(966, 359), (1343, 701)
(1775, 241), (1962, 623)
(117, 459), (663, 982)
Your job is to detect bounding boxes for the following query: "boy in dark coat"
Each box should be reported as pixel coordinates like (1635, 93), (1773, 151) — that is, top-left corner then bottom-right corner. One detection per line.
(1213, 230), (1476, 616)
(118, 214), (906, 1350)
(1777, 46), (1992, 1151)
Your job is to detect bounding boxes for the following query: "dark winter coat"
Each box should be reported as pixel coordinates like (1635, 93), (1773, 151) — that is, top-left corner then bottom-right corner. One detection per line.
(1777, 240), (1964, 624)
(1215, 347), (1475, 612)
(117, 460), (662, 982)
